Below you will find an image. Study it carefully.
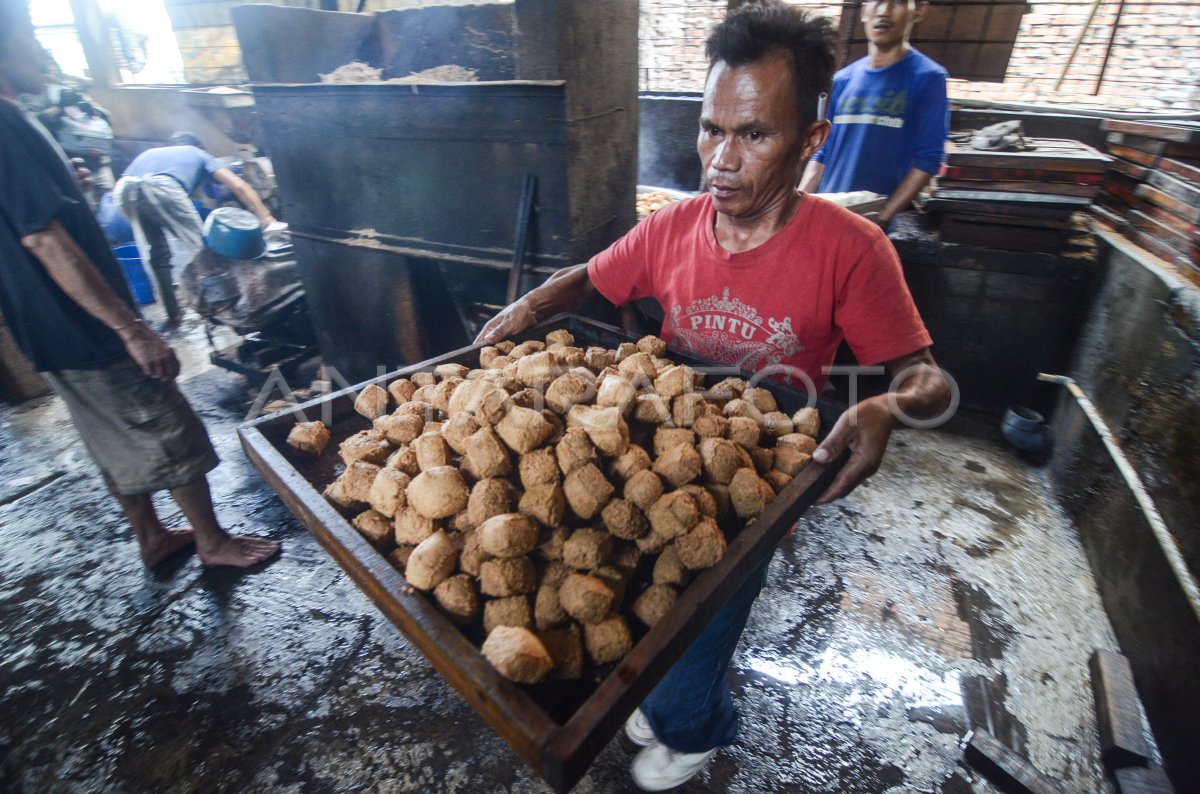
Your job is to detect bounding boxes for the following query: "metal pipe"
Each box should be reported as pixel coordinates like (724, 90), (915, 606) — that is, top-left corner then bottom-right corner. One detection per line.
(1094, 0), (1129, 96)
(1037, 372), (1200, 624)
(1054, 0), (1105, 92)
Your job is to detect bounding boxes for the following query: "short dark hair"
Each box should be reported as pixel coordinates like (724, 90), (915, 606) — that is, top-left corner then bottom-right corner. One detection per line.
(169, 131), (204, 149)
(705, 1), (837, 128)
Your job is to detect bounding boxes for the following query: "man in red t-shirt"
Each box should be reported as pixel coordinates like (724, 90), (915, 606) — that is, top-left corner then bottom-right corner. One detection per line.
(477, 3), (950, 789)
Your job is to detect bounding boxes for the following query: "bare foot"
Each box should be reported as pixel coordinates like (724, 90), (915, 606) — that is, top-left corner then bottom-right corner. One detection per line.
(141, 528), (197, 567)
(198, 534), (281, 568)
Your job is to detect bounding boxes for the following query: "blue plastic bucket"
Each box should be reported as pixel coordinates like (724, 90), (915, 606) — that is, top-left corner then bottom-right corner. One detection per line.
(113, 244), (154, 305)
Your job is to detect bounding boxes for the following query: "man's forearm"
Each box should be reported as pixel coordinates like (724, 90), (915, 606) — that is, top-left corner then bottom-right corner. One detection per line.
(524, 263), (596, 320)
(21, 219), (141, 333)
(877, 167), (933, 225)
(798, 160), (825, 194)
(228, 180), (274, 225)
(884, 349), (952, 421)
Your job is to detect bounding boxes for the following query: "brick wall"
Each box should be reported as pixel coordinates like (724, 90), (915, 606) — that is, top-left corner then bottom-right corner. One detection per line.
(640, 0), (1200, 112)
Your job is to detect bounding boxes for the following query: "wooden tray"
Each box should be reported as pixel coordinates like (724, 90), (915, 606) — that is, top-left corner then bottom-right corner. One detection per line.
(238, 314), (846, 792)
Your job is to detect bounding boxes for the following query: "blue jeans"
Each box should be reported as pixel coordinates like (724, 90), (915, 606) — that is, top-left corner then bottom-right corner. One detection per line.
(640, 553), (773, 753)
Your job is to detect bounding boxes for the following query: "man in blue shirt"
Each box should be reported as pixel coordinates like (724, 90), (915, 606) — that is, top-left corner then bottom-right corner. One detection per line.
(798, 0), (948, 228)
(114, 134), (276, 323)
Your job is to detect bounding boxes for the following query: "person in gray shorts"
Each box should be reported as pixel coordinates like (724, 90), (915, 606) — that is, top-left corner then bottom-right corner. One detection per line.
(113, 132), (276, 323)
(0, 20), (278, 569)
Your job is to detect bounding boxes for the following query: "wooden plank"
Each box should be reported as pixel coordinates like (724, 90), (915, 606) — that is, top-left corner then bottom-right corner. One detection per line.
(936, 179), (1097, 199)
(1102, 118), (1200, 145)
(939, 164), (1105, 184)
(1157, 157), (1200, 188)
(1108, 133), (1200, 162)
(238, 313), (846, 792)
(946, 138), (1110, 173)
(963, 729), (1066, 794)
(1107, 158), (1151, 183)
(1146, 170), (1200, 208)
(1136, 184), (1200, 225)
(1089, 649), (1153, 771)
(1134, 202), (1198, 241)
(1114, 765), (1176, 794)
(1106, 145), (1159, 169)
(939, 213), (1069, 252)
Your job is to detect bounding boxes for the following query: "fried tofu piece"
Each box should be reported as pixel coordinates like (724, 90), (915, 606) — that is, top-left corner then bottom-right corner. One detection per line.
(482, 625), (552, 684)
(692, 411), (728, 439)
(584, 346), (615, 372)
(323, 461), (380, 509)
(762, 411), (794, 439)
(559, 572), (615, 624)
(514, 350), (560, 390)
(393, 506), (439, 546)
(386, 444), (421, 476)
(633, 584), (677, 628)
(653, 365), (693, 400)
(434, 573), (479, 625)
(600, 498), (648, 540)
(374, 412), (425, 447)
(741, 387), (778, 414)
(555, 427), (598, 475)
(584, 613), (632, 664)
(671, 393), (707, 428)
(412, 433), (451, 471)
(596, 374), (637, 413)
(536, 525), (570, 561)
(677, 484), (717, 519)
(496, 406), (554, 454)
(646, 491), (700, 540)
(518, 447), (560, 489)
(564, 463), (614, 520)
(465, 426), (512, 479)
(562, 528), (613, 570)
(519, 482), (566, 528)
(535, 583), (570, 630)
(638, 335), (667, 357)
(652, 544), (688, 587)
(729, 467), (773, 518)
(539, 625), (584, 680)
(676, 518), (726, 569)
(440, 412), (480, 455)
(354, 383), (390, 419)
(632, 393), (672, 425)
(483, 596), (534, 635)
(407, 466), (470, 519)
(545, 372), (595, 415)
(764, 470), (793, 494)
(698, 437), (743, 485)
(624, 469), (665, 511)
(387, 378), (416, 404)
(652, 427), (696, 457)
(459, 529), (487, 577)
(477, 513), (539, 559)
(653, 444), (703, 489)
(352, 509), (394, 553)
(367, 468), (410, 517)
(339, 430), (391, 466)
(608, 444), (652, 482)
(777, 433), (819, 455)
(773, 446), (812, 477)
(792, 407), (821, 438)
(567, 405), (630, 456)
(287, 421), (330, 457)
(405, 530), (458, 590)
(467, 478), (515, 527)
(479, 556), (538, 597)
(726, 416), (762, 450)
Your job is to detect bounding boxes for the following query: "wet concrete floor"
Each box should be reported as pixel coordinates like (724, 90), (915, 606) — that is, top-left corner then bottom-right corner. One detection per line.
(1, 319), (1122, 792)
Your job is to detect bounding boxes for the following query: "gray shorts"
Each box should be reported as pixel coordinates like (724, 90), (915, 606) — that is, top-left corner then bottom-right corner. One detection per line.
(45, 359), (219, 495)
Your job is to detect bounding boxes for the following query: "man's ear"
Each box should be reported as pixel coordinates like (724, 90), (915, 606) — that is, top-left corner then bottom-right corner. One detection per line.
(800, 120), (831, 162)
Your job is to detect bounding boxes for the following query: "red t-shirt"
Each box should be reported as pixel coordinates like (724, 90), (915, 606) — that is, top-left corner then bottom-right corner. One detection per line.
(588, 194), (931, 394)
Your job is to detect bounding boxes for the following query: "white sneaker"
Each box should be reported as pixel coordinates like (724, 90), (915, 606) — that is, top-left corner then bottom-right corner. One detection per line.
(631, 742), (717, 791)
(624, 708), (657, 747)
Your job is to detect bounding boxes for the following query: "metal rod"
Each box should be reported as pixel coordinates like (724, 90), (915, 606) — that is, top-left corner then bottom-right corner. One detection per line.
(1094, 0), (1128, 96)
(506, 174), (538, 305)
(1054, 0), (1104, 92)
(1037, 372), (1200, 624)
